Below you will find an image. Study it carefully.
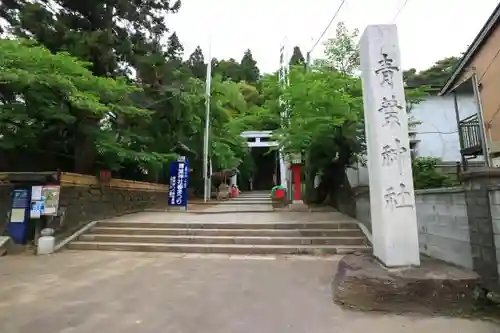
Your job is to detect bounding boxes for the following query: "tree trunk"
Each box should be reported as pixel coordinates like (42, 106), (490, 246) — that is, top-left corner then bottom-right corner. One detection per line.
(73, 117), (97, 174)
(304, 164), (318, 204)
(316, 161), (356, 217)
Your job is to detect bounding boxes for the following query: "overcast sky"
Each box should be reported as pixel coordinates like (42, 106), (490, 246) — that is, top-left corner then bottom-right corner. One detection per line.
(169, 0), (499, 73)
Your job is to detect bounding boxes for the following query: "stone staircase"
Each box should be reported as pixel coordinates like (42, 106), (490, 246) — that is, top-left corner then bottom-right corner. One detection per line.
(67, 192), (371, 255)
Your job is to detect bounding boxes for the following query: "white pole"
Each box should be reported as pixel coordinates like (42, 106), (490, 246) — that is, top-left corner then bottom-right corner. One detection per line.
(203, 38), (213, 202)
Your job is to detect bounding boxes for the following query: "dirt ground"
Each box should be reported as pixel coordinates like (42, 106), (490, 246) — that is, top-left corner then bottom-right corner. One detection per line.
(0, 251), (499, 333)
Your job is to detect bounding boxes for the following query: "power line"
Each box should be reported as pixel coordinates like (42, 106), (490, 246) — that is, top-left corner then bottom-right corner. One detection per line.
(309, 0), (347, 54)
(392, 0), (411, 23)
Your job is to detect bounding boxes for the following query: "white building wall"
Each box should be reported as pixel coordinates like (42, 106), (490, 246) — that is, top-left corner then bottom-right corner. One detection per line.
(410, 94), (476, 162)
(348, 94), (477, 187)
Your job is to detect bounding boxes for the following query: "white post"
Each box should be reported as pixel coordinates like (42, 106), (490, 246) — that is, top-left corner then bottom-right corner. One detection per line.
(202, 40), (213, 202)
(359, 25), (420, 267)
(278, 41), (289, 190)
(279, 151), (287, 188)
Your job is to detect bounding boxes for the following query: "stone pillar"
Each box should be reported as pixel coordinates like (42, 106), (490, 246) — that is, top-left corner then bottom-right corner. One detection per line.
(230, 174), (237, 186)
(279, 151), (287, 189)
(360, 25), (420, 267)
(461, 168), (500, 291)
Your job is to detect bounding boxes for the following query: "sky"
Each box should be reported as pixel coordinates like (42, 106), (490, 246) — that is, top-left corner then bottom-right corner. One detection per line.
(169, 0), (500, 74)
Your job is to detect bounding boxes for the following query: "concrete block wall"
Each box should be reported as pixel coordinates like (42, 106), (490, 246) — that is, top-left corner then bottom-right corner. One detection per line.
(488, 187), (500, 278)
(355, 193), (371, 232)
(354, 187), (473, 268)
(415, 188), (473, 269)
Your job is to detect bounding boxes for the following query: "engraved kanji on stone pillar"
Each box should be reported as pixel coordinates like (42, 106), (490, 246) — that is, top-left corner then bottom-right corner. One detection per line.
(360, 25), (420, 267)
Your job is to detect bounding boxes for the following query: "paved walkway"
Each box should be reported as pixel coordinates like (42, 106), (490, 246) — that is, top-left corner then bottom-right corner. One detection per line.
(1, 249), (498, 332)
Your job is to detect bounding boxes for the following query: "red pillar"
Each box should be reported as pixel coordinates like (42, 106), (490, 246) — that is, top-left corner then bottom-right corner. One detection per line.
(291, 164), (303, 202)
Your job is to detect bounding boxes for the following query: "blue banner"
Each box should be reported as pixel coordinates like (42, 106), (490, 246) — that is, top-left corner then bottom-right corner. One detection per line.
(168, 157), (189, 206)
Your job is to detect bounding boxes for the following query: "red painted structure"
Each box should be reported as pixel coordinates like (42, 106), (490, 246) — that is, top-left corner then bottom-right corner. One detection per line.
(290, 164), (304, 201)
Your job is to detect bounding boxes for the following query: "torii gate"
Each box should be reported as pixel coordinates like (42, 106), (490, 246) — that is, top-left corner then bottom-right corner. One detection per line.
(239, 130), (286, 187)
(239, 130), (303, 203)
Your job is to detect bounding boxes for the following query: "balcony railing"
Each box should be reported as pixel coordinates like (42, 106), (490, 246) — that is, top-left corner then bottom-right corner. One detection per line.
(459, 114), (482, 156)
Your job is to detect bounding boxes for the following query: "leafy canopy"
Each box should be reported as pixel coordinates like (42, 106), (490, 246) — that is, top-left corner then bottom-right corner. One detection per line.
(0, 39), (168, 169)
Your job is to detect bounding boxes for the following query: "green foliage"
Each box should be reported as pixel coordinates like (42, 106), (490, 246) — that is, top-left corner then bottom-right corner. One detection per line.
(0, 39), (172, 170)
(268, 67), (363, 164)
(404, 57), (460, 87)
(271, 22), (428, 170)
(412, 157), (456, 189)
(239, 49), (260, 84)
(314, 22), (360, 75)
(213, 58), (242, 82)
(289, 46), (306, 67)
(187, 46), (206, 79)
(0, 0), (258, 190)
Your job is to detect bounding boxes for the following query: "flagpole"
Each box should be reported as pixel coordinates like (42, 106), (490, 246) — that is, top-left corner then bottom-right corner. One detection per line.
(203, 37), (213, 202)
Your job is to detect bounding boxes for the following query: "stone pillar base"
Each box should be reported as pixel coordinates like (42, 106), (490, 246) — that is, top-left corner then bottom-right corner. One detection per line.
(289, 202), (308, 212)
(168, 206), (187, 211)
(332, 254), (481, 316)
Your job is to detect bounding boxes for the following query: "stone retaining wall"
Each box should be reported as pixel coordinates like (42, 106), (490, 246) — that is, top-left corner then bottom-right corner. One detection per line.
(0, 184), (14, 233)
(0, 172), (169, 240)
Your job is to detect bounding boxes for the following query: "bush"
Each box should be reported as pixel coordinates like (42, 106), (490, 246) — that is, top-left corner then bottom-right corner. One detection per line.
(412, 157), (456, 189)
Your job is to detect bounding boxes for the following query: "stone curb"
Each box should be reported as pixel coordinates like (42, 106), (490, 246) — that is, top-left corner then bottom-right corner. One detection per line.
(54, 220), (100, 252)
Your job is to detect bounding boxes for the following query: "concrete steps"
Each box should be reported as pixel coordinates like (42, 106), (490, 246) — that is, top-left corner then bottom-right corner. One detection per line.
(95, 221), (359, 229)
(89, 227), (365, 237)
(68, 242), (370, 255)
(67, 220), (371, 255)
(79, 234), (366, 246)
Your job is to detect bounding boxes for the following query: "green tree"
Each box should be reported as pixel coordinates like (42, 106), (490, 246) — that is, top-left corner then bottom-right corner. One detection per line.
(172, 75), (251, 193)
(0, 0), (182, 174)
(264, 67), (363, 212)
(289, 46), (305, 67)
(240, 49), (260, 84)
(403, 56), (460, 87)
(0, 39), (170, 172)
(186, 46), (206, 79)
(213, 58), (242, 82)
(314, 22), (360, 75)
(1, 0), (181, 77)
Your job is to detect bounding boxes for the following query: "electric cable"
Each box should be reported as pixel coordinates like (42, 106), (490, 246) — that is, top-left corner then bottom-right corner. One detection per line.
(308, 0), (347, 54)
(392, 0), (411, 22)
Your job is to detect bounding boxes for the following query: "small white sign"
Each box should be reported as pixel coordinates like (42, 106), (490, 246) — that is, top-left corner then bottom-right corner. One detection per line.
(31, 186), (42, 201)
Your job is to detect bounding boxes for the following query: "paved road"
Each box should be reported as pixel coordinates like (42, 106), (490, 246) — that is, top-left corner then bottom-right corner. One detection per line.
(0, 250), (498, 333)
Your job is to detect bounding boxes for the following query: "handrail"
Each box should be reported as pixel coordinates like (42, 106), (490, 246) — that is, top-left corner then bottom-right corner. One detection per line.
(460, 113), (479, 123)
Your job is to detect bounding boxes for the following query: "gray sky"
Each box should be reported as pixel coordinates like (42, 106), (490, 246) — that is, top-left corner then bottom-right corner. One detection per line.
(169, 0), (499, 73)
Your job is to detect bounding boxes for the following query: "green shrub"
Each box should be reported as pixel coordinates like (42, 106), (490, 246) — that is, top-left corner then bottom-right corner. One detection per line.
(412, 157), (456, 189)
